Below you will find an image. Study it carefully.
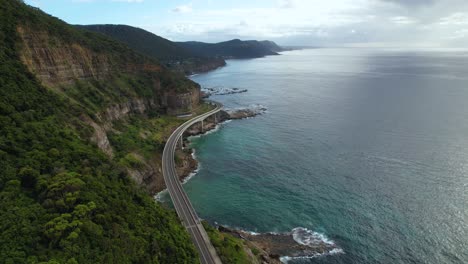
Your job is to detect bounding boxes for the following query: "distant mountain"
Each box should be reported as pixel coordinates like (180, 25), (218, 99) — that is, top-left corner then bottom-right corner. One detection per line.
(79, 25), (283, 72)
(79, 24), (225, 74)
(177, 39), (285, 59)
(79, 24), (191, 60)
(258, 40), (284, 53)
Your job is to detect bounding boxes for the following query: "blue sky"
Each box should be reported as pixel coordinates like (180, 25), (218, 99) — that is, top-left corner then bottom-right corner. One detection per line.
(25, 0), (468, 47)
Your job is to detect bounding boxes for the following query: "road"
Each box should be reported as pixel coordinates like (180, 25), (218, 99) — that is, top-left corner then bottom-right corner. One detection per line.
(162, 101), (223, 264)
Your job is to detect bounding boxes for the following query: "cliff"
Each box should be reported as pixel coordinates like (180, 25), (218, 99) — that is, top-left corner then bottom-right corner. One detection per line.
(16, 24), (200, 111)
(0, 1), (199, 263)
(16, 18), (202, 161)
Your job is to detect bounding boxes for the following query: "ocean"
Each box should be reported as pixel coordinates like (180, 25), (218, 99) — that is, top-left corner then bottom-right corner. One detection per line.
(165, 48), (468, 263)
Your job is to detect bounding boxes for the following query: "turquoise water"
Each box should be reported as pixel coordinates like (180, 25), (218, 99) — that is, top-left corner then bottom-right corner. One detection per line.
(172, 49), (468, 263)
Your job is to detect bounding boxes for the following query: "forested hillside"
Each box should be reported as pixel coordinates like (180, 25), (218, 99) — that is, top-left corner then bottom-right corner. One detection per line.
(0, 1), (199, 263)
(80, 24), (226, 74)
(177, 39), (284, 59)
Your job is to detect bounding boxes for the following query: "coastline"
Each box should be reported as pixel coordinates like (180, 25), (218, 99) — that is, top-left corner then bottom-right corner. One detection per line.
(158, 52), (340, 263)
(157, 105), (343, 263)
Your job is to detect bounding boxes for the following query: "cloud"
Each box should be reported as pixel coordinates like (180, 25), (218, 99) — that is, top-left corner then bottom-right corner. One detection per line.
(390, 16), (417, 25)
(278, 0), (294, 9)
(137, 0), (468, 47)
(172, 3), (192, 13)
(438, 12), (468, 25)
(379, 0), (436, 7)
(449, 28), (468, 39)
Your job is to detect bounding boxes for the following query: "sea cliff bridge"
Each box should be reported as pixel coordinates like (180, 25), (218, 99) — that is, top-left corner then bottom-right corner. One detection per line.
(162, 101), (223, 264)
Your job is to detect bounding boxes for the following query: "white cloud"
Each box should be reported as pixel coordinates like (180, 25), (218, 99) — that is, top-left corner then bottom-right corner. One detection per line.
(450, 29), (468, 39)
(172, 3), (192, 13)
(277, 0), (294, 9)
(439, 12), (468, 25)
(390, 16), (417, 25)
(140, 0), (468, 47)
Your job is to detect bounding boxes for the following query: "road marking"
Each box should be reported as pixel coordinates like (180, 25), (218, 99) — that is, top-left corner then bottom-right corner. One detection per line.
(162, 102), (223, 264)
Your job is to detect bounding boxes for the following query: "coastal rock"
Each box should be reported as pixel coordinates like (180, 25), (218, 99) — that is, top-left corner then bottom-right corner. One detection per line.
(226, 105), (267, 119)
(202, 86), (248, 98)
(218, 226), (341, 263)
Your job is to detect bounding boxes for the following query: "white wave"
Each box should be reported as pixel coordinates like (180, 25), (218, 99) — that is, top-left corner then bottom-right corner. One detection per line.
(187, 124), (220, 139)
(154, 189), (168, 202)
(276, 227), (344, 263)
(202, 86), (248, 96)
(280, 247), (344, 263)
(182, 167), (200, 184)
(191, 148), (197, 159)
(292, 227), (335, 246)
(227, 104), (267, 112)
(187, 119), (231, 139)
(239, 230), (260, 236)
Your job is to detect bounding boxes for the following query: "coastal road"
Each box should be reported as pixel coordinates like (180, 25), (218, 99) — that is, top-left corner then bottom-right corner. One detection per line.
(162, 101), (223, 264)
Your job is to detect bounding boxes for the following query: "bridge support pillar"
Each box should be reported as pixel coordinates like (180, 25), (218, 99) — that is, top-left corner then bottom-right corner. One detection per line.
(201, 120), (204, 133)
(180, 135), (183, 149)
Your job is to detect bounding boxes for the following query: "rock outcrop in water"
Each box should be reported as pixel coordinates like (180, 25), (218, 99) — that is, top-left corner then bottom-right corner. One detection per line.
(202, 87), (248, 98)
(218, 226), (341, 262)
(226, 105), (267, 120)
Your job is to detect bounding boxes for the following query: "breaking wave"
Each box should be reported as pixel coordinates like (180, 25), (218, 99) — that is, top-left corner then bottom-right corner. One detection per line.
(279, 227), (344, 263)
(202, 86), (248, 96)
(280, 248), (344, 263)
(292, 227), (335, 246)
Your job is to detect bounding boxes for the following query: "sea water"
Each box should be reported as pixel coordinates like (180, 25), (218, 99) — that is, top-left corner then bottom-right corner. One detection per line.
(170, 48), (468, 263)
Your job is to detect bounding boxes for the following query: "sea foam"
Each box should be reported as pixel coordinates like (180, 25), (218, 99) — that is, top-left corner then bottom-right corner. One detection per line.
(291, 227), (335, 246)
(278, 227), (344, 263)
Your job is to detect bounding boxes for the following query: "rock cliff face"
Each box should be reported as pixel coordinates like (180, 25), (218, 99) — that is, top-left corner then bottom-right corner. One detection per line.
(19, 26), (110, 86)
(97, 98), (159, 124)
(164, 89), (201, 115)
(16, 23), (203, 194)
(83, 98), (161, 157)
(127, 155), (165, 194)
(17, 26), (163, 87)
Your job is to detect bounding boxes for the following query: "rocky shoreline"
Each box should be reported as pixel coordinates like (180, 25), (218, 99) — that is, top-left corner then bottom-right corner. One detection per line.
(218, 226), (340, 263)
(169, 105), (342, 263)
(177, 107), (266, 183)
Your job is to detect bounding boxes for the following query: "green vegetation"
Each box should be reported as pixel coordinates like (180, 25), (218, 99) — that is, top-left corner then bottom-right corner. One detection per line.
(177, 39), (283, 59)
(202, 222), (254, 264)
(61, 74), (156, 113)
(78, 25), (194, 61)
(0, 0), (199, 263)
(193, 102), (216, 116)
(80, 24), (226, 74)
(16, 2), (198, 111)
(109, 115), (183, 161)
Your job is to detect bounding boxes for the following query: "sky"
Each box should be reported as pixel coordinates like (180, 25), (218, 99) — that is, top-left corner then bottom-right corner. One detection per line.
(24, 0), (468, 47)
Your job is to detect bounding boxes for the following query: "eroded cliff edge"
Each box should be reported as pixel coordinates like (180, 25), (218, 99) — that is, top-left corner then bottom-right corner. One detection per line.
(17, 23), (202, 195)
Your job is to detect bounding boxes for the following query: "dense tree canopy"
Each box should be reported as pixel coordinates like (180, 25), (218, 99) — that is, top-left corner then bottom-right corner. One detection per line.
(0, 0), (199, 263)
